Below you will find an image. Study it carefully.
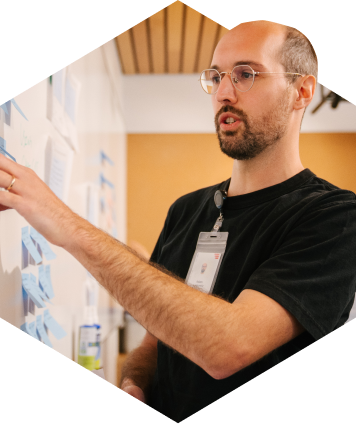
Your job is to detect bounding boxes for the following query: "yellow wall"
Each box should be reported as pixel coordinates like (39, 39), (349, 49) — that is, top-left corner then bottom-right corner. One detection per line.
(128, 133), (356, 255)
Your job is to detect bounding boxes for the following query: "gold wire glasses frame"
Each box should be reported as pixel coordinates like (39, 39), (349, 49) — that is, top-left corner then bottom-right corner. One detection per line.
(199, 64), (303, 94)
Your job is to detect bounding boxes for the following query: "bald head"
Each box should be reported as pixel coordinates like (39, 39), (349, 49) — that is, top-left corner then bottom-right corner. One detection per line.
(213, 21), (285, 73)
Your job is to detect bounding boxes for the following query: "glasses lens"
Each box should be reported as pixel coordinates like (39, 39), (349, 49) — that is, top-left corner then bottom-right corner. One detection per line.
(231, 65), (255, 92)
(200, 70), (220, 94)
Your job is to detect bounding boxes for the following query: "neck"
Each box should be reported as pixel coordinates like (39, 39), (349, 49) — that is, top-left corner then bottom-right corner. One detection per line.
(228, 134), (304, 197)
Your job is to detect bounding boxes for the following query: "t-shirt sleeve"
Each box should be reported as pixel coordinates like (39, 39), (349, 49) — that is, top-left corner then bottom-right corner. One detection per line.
(245, 193), (356, 340)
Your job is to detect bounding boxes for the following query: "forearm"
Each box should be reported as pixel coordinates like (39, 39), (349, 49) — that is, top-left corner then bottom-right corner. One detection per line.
(120, 343), (157, 397)
(65, 217), (245, 377)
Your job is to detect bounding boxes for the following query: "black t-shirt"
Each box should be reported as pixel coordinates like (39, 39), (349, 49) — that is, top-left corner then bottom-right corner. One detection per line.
(148, 169), (356, 422)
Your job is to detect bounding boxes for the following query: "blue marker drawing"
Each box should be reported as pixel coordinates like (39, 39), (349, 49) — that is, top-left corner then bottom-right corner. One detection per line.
(100, 172), (114, 189)
(22, 226), (42, 264)
(30, 228), (56, 260)
(10, 98), (28, 121)
(43, 309), (66, 339)
(100, 150), (114, 166)
(0, 137), (16, 162)
(0, 103), (9, 114)
(36, 315), (53, 348)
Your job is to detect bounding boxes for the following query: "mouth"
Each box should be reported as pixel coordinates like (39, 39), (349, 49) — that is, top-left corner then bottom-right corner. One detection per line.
(219, 112), (242, 132)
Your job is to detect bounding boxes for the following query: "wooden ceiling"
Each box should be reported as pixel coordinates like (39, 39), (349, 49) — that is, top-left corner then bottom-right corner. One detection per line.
(115, 2), (229, 74)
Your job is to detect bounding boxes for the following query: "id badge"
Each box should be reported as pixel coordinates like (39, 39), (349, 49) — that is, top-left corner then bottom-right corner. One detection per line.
(185, 232), (228, 294)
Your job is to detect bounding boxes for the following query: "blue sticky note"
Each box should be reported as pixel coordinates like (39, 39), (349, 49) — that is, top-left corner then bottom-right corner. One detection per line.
(22, 274), (46, 308)
(30, 228), (56, 260)
(38, 265), (55, 299)
(30, 273), (52, 304)
(44, 265), (55, 298)
(36, 315), (53, 348)
(10, 98), (28, 121)
(20, 322), (30, 335)
(22, 226), (42, 264)
(100, 172), (114, 189)
(28, 321), (39, 340)
(0, 138), (17, 162)
(0, 103), (8, 114)
(0, 136), (5, 154)
(43, 309), (66, 340)
(100, 150), (114, 166)
(21, 322), (38, 340)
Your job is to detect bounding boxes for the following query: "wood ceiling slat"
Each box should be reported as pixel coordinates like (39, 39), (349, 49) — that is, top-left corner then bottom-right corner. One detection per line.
(116, 30), (136, 74)
(196, 17), (219, 73)
(132, 20), (151, 74)
(167, 1), (185, 73)
(149, 9), (165, 73)
(217, 26), (229, 42)
(182, 6), (202, 73)
(209, 24), (223, 66)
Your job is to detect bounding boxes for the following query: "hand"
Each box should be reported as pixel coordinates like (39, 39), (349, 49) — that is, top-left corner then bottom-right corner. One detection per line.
(0, 153), (79, 248)
(121, 384), (146, 405)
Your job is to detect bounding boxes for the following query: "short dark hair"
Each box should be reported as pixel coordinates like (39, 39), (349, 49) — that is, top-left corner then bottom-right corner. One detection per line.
(279, 26), (318, 83)
(278, 26), (318, 125)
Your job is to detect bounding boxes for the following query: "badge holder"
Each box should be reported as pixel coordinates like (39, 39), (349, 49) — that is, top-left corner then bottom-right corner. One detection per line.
(185, 188), (229, 294)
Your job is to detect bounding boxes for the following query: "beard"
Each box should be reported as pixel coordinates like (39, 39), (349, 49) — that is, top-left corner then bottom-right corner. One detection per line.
(215, 90), (291, 161)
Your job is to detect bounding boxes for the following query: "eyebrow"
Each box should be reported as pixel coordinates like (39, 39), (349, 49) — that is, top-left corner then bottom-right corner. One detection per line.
(210, 61), (267, 71)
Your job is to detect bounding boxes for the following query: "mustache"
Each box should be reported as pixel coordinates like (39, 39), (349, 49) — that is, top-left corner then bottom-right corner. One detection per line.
(214, 105), (248, 126)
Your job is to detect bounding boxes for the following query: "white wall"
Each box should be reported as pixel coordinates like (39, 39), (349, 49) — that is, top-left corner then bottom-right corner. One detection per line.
(0, 39), (126, 385)
(122, 74), (356, 134)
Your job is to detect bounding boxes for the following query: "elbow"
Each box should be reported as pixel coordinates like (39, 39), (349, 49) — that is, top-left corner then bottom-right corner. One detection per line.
(204, 347), (250, 380)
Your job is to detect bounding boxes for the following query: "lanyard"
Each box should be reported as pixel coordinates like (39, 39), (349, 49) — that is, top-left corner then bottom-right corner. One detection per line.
(212, 180), (230, 232)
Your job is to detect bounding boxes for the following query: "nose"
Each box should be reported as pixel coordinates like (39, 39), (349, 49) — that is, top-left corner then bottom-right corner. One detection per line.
(215, 73), (238, 105)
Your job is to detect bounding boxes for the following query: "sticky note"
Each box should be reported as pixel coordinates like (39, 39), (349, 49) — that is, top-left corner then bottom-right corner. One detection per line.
(100, 150), (114, 166)
(30, 273), (52, 304)
(100, 173), (114, 189)
(36, 315), (53, 348)
(45, 265), (55, 298)
(28, 321), (39, 340)
(20, 322), (30, 335)
(0, 145), (16, 161)
(10, 98), (28, 121)
(43, 309), (66, 340)
(0, 103), (9, 114)
(30, 228), (56, 260)
(22, 274), (46, 308)
(38, 265), (55, 299)
(20, 322), (38, 340)
(22, 226), (42, 264)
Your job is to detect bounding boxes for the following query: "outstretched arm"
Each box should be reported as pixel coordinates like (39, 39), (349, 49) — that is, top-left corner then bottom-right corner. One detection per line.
(0, 156), (304, 379)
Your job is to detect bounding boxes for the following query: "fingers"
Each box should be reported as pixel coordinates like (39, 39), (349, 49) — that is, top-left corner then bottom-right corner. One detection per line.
(0, 170), (22, 194)
(0, 152), (23, 176)
(0, 189), (20, 210)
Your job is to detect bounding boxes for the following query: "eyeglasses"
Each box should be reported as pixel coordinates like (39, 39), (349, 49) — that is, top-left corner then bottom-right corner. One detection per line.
(199, 65), (303, 94)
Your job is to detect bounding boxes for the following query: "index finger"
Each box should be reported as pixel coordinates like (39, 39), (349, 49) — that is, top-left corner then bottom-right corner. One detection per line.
(0, 151), (24, 178)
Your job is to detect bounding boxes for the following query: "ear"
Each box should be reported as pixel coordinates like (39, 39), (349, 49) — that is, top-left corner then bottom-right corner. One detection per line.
(293, 75), (316, 110)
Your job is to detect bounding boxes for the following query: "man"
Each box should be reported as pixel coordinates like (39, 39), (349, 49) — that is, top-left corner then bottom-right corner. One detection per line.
(0, 21), (355, 422)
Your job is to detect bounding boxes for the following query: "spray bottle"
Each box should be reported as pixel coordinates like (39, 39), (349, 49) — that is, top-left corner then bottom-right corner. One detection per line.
(78, 273), (101, 370)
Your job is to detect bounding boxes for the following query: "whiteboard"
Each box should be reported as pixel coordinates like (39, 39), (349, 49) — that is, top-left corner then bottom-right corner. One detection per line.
(0, 39), (126, 385)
